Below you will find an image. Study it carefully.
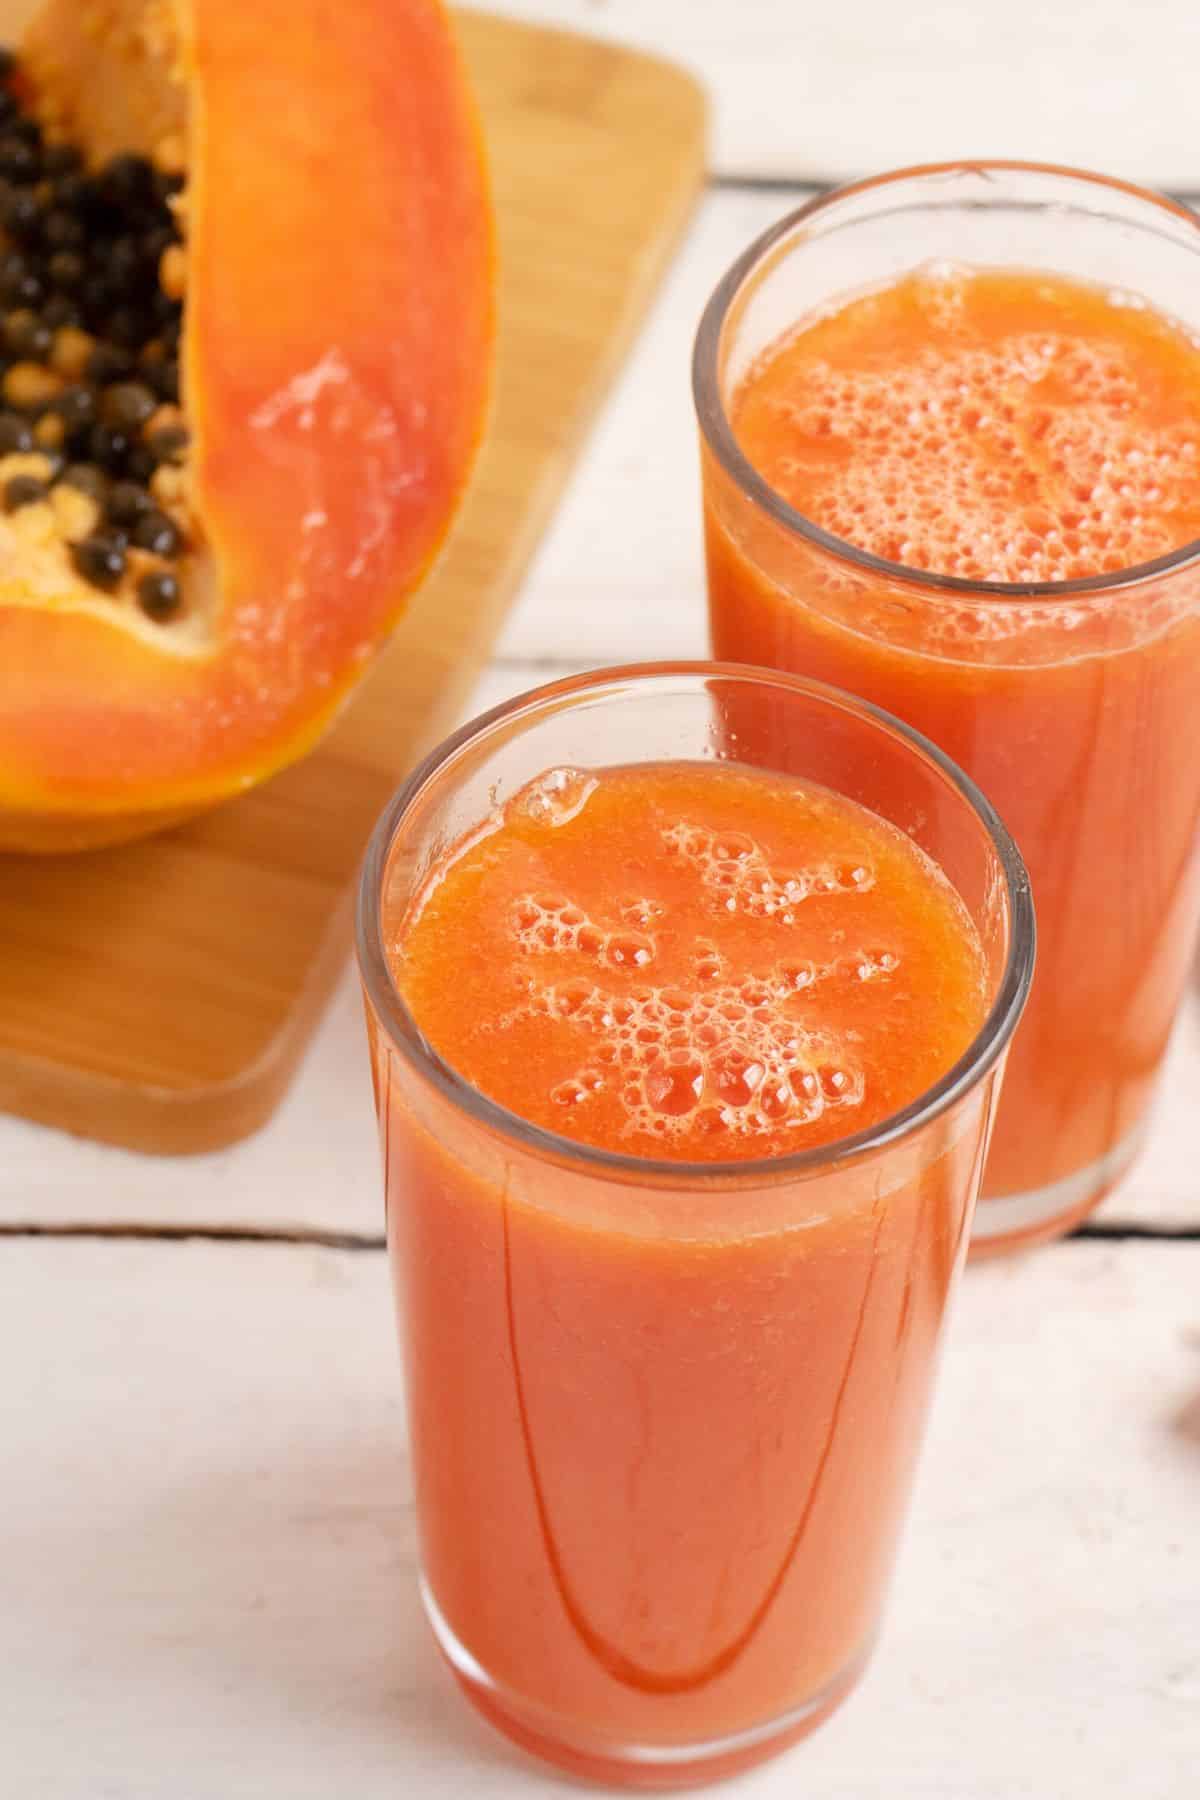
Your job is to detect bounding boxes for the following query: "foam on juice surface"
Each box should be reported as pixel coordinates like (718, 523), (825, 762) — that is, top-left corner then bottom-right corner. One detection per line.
(391, 763), (988, 1162)
(731, 266), (1200, 583)
(502, 900), (871, 1146)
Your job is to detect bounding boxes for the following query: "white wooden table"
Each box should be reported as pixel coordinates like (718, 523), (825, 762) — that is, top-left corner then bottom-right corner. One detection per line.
(4, 7), (1199, 1795)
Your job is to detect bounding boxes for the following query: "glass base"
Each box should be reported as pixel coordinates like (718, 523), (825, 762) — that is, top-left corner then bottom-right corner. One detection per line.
(422, 1576), (871, 1790)
(970, 1119), (1145, 1258)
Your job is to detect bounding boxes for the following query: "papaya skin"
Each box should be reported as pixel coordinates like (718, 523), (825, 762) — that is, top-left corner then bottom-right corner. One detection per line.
(0, 0), (493, 850)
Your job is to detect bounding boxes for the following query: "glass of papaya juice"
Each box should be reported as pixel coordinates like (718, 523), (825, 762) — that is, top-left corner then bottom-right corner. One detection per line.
(357, 664), (1033, 1788)
(695, 163), (1200, 1254)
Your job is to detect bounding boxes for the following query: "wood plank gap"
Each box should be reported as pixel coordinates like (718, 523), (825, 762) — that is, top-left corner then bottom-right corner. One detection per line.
(2, 1219), (1197, 1251)
(0, 1221), (386, 1251)
(708, 175), (1200, 213)
(708, 172), (829, 195)
(1070, 1219), (1200, 1243)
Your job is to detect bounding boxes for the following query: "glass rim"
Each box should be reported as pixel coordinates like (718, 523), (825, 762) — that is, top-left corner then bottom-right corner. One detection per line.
(693, 157), (1200, 602)
(356, 661), (1036, 1188)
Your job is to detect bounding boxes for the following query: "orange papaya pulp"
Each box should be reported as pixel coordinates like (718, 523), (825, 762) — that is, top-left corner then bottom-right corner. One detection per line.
(0, 0), (492, 849)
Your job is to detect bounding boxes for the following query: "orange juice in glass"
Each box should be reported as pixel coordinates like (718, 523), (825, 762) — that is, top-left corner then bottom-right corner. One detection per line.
(358, 665), (1033, 1788)
(695, 163), (1200, 1253)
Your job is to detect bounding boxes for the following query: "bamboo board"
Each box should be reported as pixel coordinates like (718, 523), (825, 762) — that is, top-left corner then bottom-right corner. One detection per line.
(0, 10), (706, 1152)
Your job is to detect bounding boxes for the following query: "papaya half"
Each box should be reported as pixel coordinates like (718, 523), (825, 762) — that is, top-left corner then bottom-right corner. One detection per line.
(0, 0), (492, 850)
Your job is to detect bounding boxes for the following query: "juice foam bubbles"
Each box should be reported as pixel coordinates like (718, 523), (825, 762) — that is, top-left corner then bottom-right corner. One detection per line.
(393, 762), (987, 1162)
(503, 817), (878, 1143)
(732, 265), (1200, 586)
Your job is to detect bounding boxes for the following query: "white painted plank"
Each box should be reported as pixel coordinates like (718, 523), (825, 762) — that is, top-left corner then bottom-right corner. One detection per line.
(2, 1236), (1196, 1796)
(461, 657), (597, 718)
(494, 188), (786, 666)
(490, 0), (1200, 189)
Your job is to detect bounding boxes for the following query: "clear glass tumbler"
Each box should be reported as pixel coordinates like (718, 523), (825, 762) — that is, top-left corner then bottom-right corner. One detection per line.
(695, 162), (1200, 1252)
(357, 664), (1033, 1788)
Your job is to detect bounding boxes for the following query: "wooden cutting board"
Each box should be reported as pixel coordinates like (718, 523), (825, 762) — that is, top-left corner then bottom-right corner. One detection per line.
(0, 11), (706, 1155)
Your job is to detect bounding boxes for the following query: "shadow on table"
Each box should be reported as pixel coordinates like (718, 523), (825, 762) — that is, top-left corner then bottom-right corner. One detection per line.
(1172, 1387), (1200, 1447)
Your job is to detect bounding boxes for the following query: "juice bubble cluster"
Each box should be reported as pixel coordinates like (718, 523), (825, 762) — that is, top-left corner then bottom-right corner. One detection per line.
(750, 269), (1200, 584)
(512, 892), (656, 971)
(506, 962), (866, 1144)
(497, 819), (897, 1145)
(662, 821), (873, 917)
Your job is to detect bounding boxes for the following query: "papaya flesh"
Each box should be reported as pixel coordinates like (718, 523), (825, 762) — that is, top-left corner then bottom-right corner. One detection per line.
(0, 0), (492, 850)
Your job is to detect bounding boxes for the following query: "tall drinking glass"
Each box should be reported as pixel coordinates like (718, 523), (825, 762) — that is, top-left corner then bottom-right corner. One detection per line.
(695, 163), (1200, 1251)
(358, 664), (1033, 1787)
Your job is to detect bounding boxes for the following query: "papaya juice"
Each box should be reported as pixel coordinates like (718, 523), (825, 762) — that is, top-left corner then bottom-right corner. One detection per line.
(360, 689), (1030, 1789)
(703, 254), (1200, 1247)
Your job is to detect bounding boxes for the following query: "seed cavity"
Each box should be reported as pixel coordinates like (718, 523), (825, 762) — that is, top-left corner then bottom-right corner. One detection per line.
(0, 45), (193, 626)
